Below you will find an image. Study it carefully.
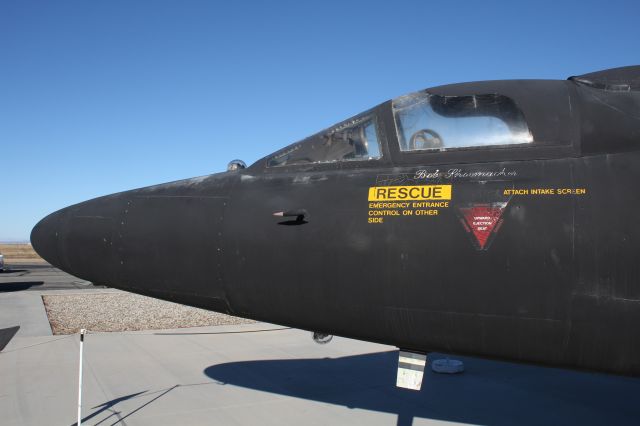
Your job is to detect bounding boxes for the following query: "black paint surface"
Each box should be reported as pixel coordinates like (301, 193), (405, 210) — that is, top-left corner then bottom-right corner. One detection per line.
(31, 66), (640, 376)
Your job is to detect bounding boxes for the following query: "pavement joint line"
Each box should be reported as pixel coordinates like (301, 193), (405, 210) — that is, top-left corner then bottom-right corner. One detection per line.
(151, 326), (291, 336)
(0, 334), (75, 353)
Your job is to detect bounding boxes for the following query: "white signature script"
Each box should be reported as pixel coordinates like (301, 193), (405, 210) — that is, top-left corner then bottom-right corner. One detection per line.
(414, 168), (517, 180)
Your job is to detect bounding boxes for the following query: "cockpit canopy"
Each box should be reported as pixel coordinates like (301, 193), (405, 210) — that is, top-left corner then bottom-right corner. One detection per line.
(267, 114), (381, 167)
(266, 88), (536, 168)
(392, 92), (533, 152)
(261, 67), (640, 168)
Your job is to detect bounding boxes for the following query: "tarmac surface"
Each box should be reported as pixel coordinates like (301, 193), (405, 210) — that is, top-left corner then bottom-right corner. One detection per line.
(0, 264), (101, 338)
(0, 263), (101, 292)
(2, 264), (640, 425)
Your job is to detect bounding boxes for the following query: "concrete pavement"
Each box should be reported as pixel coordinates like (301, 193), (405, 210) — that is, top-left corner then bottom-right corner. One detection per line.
(4, 325), (640, 426)
(0, 263), (111, 338)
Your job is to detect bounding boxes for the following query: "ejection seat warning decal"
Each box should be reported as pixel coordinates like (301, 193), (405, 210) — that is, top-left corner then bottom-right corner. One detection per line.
(367, 185), (452, 223)
(457, 203), (507, 250)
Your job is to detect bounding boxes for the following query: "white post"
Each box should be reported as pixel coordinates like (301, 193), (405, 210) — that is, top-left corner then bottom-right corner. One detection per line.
(77, 329), (86, 426)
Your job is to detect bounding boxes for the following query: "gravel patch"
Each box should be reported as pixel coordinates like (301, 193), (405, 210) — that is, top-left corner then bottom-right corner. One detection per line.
(42, 292), (255, 335)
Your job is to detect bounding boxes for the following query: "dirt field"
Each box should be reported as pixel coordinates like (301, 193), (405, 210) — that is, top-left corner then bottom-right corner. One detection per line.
(0, 243), (47, 264)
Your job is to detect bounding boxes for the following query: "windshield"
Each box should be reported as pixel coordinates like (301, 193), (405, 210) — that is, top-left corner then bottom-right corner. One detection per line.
(267, 114), (381, 167)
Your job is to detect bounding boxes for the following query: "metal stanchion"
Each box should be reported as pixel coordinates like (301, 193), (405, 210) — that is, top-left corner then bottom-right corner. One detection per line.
(77, 329), (86, 426)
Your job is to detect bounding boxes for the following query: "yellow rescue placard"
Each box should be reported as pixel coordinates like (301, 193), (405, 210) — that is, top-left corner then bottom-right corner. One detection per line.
(368, 185), (452, 201)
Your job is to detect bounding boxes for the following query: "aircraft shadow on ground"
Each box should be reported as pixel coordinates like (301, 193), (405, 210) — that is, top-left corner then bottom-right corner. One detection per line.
(204, 351), (640, 426)
(0, 281), (44, 292)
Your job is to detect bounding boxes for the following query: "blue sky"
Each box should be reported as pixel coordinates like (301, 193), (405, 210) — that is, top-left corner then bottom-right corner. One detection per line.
(1, 0), (639, 241)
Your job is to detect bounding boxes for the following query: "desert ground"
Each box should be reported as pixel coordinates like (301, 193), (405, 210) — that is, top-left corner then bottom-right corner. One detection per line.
(0, 243), (46, 264)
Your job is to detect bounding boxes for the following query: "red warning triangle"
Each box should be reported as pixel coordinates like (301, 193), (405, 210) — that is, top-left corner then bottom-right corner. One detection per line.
(458, 203), (507, 250)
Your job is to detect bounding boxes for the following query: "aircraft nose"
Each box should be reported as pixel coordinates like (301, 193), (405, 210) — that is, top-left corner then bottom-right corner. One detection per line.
(31, 208), (68, 269)
(32, 200), (118, 284)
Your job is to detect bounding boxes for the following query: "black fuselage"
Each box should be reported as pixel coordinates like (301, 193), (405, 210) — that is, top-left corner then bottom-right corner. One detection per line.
(32, 66), (640, 376)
